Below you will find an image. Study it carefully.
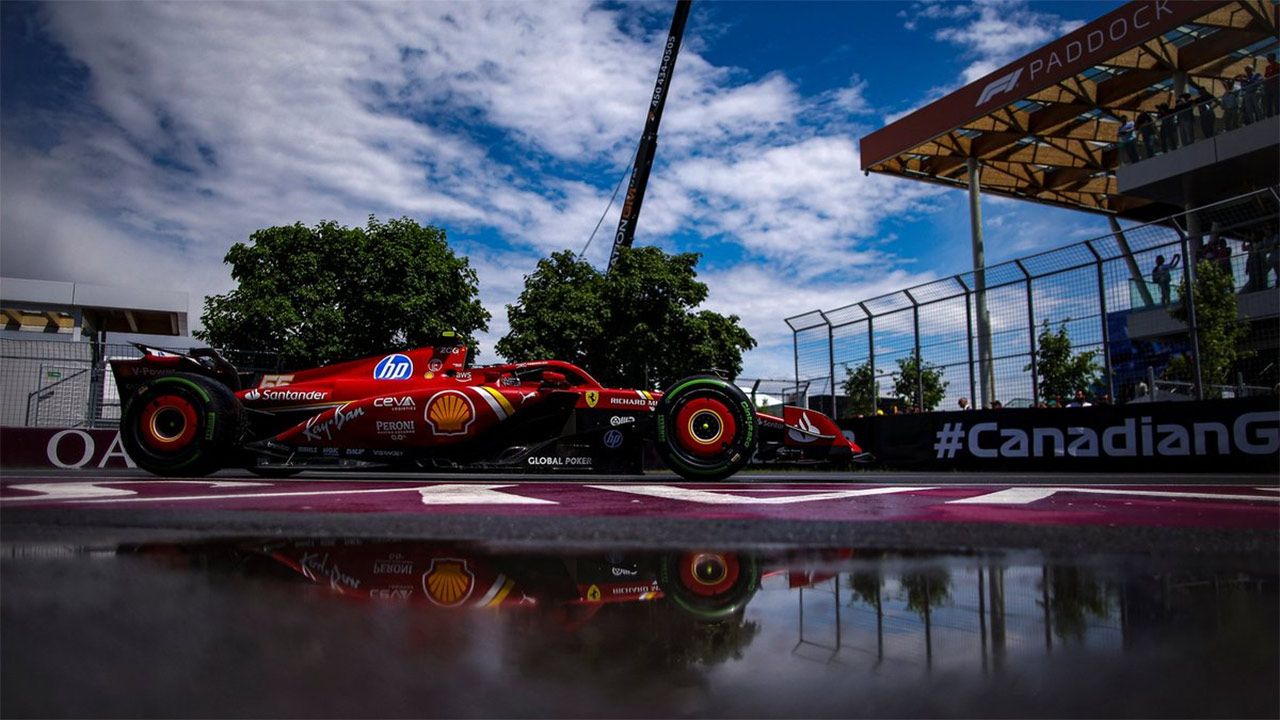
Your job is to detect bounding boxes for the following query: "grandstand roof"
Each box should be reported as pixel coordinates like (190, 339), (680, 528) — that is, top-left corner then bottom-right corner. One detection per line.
(859, 0), (1278, 220)
(0, 277), (188, 337)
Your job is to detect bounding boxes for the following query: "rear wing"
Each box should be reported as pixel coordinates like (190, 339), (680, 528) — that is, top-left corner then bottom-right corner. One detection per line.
(109, 344), (241, 405)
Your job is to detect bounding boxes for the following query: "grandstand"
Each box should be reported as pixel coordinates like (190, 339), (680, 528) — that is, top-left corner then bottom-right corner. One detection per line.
(792, 0), (1278, 414)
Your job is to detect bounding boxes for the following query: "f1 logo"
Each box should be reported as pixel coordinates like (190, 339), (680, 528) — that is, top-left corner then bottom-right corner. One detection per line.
(976, 68), (1022, 107)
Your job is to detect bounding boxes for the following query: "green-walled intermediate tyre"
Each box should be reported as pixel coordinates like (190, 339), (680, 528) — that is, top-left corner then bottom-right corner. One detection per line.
(119, 372), (242, 477)
(657, 551), (760, 620)
(654, 375), (757, 482)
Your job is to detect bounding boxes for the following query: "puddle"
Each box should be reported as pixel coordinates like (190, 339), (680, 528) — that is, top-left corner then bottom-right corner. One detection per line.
(3, 539), (1276, 717)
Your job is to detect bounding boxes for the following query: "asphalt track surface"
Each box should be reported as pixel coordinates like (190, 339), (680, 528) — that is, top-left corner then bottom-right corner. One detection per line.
(3, 468), (1277, 553)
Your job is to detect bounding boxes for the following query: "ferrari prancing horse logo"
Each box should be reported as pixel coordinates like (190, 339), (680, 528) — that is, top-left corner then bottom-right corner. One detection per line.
(585, 391), (599, 408)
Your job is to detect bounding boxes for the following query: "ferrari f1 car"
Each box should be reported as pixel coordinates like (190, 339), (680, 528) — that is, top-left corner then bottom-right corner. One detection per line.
(110, 336), (868, 480)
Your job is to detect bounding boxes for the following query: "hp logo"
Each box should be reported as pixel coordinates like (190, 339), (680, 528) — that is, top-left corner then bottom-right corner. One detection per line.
(603, 429), (624, 449)
(373, 354), (414, 380)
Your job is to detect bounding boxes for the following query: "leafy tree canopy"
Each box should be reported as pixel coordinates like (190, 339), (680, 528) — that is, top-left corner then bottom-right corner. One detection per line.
(893, 354), (948, 411)
(496, 247), (756, 388)
(1028, 321), (1101, 402)
(841, 362), (877, 418)
(197, 216), (489, 369)
(1166, 259), (1251, 388)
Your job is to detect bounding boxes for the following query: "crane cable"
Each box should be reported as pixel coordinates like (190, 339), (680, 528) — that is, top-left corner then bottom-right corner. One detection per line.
(579, 146), (638, 261)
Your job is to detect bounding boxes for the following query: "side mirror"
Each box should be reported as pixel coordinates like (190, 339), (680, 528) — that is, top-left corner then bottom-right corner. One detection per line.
(540, 371), (568, 388)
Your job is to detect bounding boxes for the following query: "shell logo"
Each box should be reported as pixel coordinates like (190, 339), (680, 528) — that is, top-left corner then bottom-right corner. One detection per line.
(422, 558), (475, 607)
(425, 390), (475, 435)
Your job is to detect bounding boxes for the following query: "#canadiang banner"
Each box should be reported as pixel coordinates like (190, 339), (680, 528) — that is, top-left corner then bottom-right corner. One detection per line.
(839, 397), (1279, 474)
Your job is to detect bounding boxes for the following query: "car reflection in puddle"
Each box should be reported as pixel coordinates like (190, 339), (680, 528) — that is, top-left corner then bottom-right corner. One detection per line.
(6, 539), (1277, 718)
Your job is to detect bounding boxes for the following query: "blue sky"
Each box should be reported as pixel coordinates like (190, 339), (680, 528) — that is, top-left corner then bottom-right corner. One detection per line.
(0, 0), (1122, 379)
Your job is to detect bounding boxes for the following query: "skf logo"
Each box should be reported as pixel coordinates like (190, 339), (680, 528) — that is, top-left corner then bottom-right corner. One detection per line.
(425, 390), (475, 435)
(976, 68), (1022, 107)
(373, 354), (414, 380)
(585, 391), (599, 408)
(422, 559), (475, 606)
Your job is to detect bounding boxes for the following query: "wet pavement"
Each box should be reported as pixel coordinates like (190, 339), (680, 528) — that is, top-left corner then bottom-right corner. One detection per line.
(2, 471), (1277, 717)
(3, 538), (1276, 718)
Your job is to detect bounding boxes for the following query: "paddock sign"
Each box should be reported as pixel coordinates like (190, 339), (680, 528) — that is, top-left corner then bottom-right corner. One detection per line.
(840, 397), (1279, 473)
(0, 427), (136, 469)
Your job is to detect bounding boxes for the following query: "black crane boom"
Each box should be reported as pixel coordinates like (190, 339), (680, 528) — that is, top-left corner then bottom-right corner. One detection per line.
(607, 0), (692, 273)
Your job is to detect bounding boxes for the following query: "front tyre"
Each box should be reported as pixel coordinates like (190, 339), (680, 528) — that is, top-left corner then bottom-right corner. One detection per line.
(120, 373), (242, 477)
(654, 375), (757, 482)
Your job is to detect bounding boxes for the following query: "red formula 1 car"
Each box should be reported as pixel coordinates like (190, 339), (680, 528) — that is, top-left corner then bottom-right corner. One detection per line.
(110, 336), (868, 480)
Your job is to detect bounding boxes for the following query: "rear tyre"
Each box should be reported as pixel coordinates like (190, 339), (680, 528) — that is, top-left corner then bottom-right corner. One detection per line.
(120, 373), (242, 477)
(657, 552), (760, 620)
(654, 375), (757, 482)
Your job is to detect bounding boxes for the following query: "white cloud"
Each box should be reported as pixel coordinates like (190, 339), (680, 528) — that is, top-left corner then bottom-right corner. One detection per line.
(884, 0), (1086, 121)
(2, 0), (955, 380)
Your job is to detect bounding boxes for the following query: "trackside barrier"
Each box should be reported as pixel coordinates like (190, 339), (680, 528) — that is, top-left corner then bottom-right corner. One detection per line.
(838, 397), (1278, 474)
(1, 427), (135, 470)
(0, 426), (655, 473)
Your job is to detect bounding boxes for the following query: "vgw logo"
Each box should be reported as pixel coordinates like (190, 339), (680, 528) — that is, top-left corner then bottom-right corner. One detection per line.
(373, 354), (414, 380)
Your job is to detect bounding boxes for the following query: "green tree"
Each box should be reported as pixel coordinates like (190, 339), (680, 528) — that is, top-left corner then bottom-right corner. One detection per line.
(197, 216), (489, 369)
(1028, 321), (1100, 401)
(496, 247), (756, 388)
(900, 568), (952, 617)
(841, 361), (876, 417)
(1166, 259), (1252, 388)
(893, 353), (948, 411)
(1043, 566), (1110, 642)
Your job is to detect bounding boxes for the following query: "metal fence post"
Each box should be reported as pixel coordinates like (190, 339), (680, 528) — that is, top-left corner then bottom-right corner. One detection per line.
(1171, 213), (1205, 400)
(791, 325), (800, 392)
(957, 275), (977, 404)
(860, 302), (875, 415)
(820, 310), (835, 418)
(905, 290), (923, 409)
(1084, 240), (1114, 400)
(1015, 260), (1039, 405)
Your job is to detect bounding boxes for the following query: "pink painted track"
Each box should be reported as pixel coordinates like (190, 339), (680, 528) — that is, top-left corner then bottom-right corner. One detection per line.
(2, 475), (1277, 529)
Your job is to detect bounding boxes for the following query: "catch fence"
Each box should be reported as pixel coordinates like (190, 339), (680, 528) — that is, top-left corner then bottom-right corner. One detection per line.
(0, 339), (282, 429)
(788, 188), (1279, 416)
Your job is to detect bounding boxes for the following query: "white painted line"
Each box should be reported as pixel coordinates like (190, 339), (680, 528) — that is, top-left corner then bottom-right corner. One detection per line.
(585, 485), (933, 505)
(946, 487), (1280, 505)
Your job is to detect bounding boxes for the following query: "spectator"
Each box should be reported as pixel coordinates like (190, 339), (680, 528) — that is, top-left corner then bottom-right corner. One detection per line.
(1136, 110), (1157, 157)
(1207, 235), (1232, 275)
(990, 400), (1003, 410)
(1099, 394), (1113, 406)
(1118, 114), (1138, 163)
(1244, 66), (1264, 123)
(957, 397), (971, 410)
(1157, 102), (1178, 152)
(1265, 53), (1279, 118)
(1222, 78), (1241, 130)
(1151, 253), (1180, 305)
(1242, 229), (1268, 292)
(1174, 92), (1196, 145)
(1194, 85), (1216, 138)
(1067, 389), (1092, 408)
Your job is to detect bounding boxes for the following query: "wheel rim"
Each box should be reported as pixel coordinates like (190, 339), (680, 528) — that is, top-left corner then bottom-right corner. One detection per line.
(139, 395), (198, 451)
(673, 397), (737, 458)
(678, 552), (740, 597)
